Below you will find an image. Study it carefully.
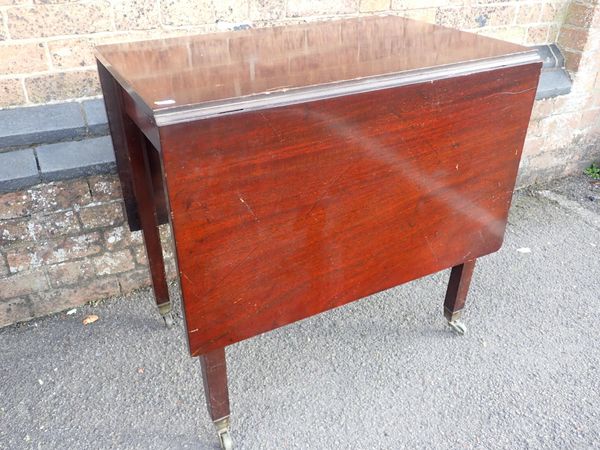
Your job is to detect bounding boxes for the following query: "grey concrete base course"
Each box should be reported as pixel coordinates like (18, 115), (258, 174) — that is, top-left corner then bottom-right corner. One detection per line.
(83, 99), (109, 135)
(0, 102), (86, 149)
(0, 148), (40, 192)
(0, 188), (599, 449)
(36, 136), (116, 182)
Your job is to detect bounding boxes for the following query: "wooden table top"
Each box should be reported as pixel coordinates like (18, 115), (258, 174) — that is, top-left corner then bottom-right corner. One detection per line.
(96, 15), (538, 125)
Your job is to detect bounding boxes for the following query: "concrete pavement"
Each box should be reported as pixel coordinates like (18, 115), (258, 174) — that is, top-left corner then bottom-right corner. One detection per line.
(1, 179), (599, 450)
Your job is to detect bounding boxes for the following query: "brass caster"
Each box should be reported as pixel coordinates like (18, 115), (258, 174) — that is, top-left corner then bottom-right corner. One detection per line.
(162, 312), (175, 328)
(448, 320), (467, 335)
(218, 430), (233, 450)
(214, 417), (233, 450)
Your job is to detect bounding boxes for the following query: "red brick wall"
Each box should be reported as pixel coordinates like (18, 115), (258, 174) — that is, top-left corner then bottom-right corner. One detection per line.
(0, 174), (176, 326)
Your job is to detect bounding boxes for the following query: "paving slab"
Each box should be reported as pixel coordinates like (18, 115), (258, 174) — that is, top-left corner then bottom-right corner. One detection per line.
(83, 99), (109, 135)
(36, 136), (115, 181)
(0, 148), (40, 193)
(1, 185), (599, 450)
(0, 103), (86, 149)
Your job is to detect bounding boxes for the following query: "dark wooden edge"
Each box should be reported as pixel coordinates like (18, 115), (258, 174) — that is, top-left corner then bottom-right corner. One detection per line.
(96, 39), (540, 128)
(199, 348), (230, 421)
(444, 259), (477, 321)
(97, 60), (141, 232)
(153, 52), (541, 125)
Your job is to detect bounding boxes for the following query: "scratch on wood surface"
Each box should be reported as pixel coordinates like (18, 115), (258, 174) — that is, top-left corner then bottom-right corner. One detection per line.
(424, 235), (440, 263)
(239, 194), (260, 222)
(260, 112), (285, 143)
(488, 87), (535, 99)
(305, 164), (352, 219)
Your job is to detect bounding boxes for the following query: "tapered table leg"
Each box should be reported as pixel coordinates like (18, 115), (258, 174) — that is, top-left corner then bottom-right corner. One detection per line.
(200, 348), (232, 449)
(99, 66), (172, 327)
(127, 131), (173, 327)
(443, 259), (476, 335)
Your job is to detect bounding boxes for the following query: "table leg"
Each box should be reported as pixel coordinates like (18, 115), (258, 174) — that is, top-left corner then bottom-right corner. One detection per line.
(200, 348), (233, 450)
(122, 115), (173, 327)
(97, 62), (141, 231)
(443, 259), (476, 335)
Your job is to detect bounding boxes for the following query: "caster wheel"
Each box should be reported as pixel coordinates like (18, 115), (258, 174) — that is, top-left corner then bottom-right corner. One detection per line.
(218, 431), (233, 450)
(162, 313), (174, 328)
(448, 320), (467, 335)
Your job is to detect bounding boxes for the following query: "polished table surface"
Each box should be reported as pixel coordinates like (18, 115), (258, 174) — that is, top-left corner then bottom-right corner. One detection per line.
(96, 16), (541, 448)
(96, 15), (532, 121)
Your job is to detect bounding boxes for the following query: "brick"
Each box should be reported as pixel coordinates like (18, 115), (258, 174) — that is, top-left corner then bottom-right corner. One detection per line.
(30, 178), (91, 212)
(7, 2), (112, 39)
(0, 79), (26, 109)
(527, 25), (550, 44)
(25, 70), (100, 104)
(165, 257), (177, 279)
(42, 210), (81, 238)
(398, 8), (437, 23)
(47, 38), (95, 69)
(114, 0), (160, 30)
(160, 0), (219, 26)
(0, 0), (34, 4)
(0, 102), (85, 149)
(0, 297), (33, 328)
(133, 245), (147, 265)
(46, 259), (95, 288)
(79, 202), (124, 230)
(539, 113), (581, 148)
(0, 190), (33, 220)
(531, 98), (556, 119)
(249, 0), (285, 20)
(0, 149), (40, 194)
(0, 255), (8, 276)
(36, 136), (116, 182)
(93, 249), (135, 275)
(477, 26), (527, 45)
(287, 0), (359, 17)
(0, 43), (47, 75)
(82, 99), (109, 135)
(436, 6), (516, 29)
(516, 2), (543, 24)
(580, 109), (600, 129)
(565, 2), (595, 28)
(6, 232), (102, 272)
(360, 0), (389, 12)
(0, 270), (48, 300)
(103, 225), (143, 250)
(547, 24), (560, 43)
(118, 268), (150, 293)
(30, 277), (121, 317)
(89, 174), (121, 202)
(593, 7), (600, 28)
(540, 1), (568, 23)
(392, 0), (447, 9)
(563, 49), (582, 72)
(558, 27), (589, 52)
(0, 217), (41, 246)
(214, 0), (250, 22)
(522, 135), (548, 158)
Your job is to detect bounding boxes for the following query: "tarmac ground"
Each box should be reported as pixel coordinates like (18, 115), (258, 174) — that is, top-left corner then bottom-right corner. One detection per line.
(1, 178), (599, 449)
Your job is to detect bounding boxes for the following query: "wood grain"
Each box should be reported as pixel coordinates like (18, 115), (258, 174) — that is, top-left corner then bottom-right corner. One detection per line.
(158, 62), (541, 356)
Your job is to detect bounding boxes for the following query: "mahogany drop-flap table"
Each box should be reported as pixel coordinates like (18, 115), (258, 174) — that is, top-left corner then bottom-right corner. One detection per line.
(96, 16), (541, 449)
